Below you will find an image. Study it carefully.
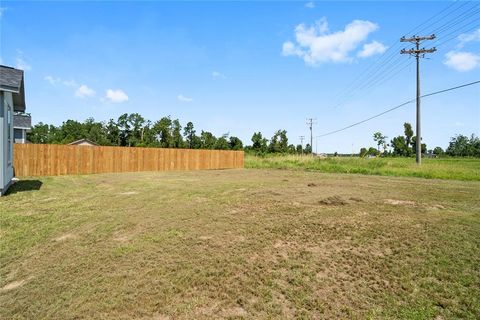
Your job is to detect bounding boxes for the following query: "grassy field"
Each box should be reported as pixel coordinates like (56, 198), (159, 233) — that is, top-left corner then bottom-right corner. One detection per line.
(246, 155), (480, 181)
(1, 169), (479, 319)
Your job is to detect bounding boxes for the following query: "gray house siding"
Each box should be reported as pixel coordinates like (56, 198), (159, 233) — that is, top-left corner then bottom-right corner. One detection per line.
(1, 65), (26, 195)
(0, 91), (15, 195)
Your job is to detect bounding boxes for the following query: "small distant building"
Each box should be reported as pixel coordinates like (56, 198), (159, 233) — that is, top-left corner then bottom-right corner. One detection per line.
(68, 138), (99, 146)
(1, 65), (27, 195)
(13, 112), (32, 144)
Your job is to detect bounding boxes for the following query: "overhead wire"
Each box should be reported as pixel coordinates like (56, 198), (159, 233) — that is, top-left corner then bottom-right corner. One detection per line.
(316, 80), (480, 139)
(330, 1), (479, 109)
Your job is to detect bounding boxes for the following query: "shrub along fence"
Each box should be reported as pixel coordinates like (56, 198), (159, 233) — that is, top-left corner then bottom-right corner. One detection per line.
(13, 144), (244, 177)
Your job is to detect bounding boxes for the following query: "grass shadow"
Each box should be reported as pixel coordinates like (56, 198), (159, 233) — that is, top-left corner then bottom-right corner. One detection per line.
(6, 180), (43, 195)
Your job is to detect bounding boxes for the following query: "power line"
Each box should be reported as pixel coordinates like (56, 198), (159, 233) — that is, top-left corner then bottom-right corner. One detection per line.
(429, 5), (480, 35)
(417, 1), (477, 35)
(316, 80), (480, 139)
(332, 1), (461, 102)
(433, 19), (480, 48)
(331, 1), (479, 109)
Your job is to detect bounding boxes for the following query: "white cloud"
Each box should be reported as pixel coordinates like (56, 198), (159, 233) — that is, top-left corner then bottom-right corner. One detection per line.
(212, 71), (226, 79)
(75, 85), (96, 98)
(62, 79), (78, 87)
(458, 28), (480, 48)
(44, 75), (80, 88)
(15, 57), (31, 71)
(282, 18), (379, 65)
(357, 40), (387, 58)
(177, 94), (193, 102)
(305, 2), (315, 9)
(44, 75), (61, 85)
(105, 89), (128, 103)
(443, 51), (480, 72)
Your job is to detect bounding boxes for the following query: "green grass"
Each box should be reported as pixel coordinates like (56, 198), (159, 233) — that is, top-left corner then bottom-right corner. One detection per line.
(1, 169), (479, 319)
(245, 154), (480, 181)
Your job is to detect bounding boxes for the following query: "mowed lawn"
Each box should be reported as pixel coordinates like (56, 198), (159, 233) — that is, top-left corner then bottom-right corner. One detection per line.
(1, 169), (479, 319)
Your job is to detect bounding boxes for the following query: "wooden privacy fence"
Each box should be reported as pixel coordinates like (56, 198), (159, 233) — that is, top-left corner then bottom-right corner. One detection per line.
(13, 144), (244, 177)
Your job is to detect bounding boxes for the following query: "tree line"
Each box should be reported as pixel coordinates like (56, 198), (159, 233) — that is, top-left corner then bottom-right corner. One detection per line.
(246, 130), (312, 155)
(360, 122), (480, 157)
(27, 114), (315, 154)
(27, 115), (479, 157)
(27, 114), (244, 150)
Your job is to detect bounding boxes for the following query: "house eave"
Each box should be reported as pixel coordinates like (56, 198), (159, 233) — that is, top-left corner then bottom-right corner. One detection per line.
(0, 85), (20, 94)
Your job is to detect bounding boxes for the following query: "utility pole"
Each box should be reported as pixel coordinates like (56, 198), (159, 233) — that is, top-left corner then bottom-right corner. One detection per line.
(299, 135), (305, 155)
(400, 34), (436, 165)
(306, 118), (316, 156)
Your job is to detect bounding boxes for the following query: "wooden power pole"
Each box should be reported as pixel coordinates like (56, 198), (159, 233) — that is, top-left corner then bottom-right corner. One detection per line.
(299, 135), (305, 155)
(306, 118), (316, 156)
(400, 34), (436, 165)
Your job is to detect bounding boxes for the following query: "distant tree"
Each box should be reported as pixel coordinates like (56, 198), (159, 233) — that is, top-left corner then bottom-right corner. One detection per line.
(404, 123), (414, 151)
(215, 134), (230, 150)
(470, 134), (480, 157)
(56, 119), (84, 143)
(433, 147), (444, 156)
(200, 131), (217, 149)
(127, 113), (146, 146)
(373, 132), (388, 152)
(139, 120), (156, 147)
(169, 119), (184, 148)
(296, 144), (303, 154)
(367, 147), (379, 157)
(391, 136), (408, 156)
(269, 130), (288, 153)
(152, 116), (172, 147)
(27, 122), (50, 144)
(446, 134), (480, 157)
(304, 143), (312, 154)
(229, 136), (243, 150)
(105, 119), (120, 145)
(251, 132), (268, 153)
(117, 113), (132, 146)
(359, 147), (368, 157)
(288, 144), (296, 154)
(183, 121), (196, 148)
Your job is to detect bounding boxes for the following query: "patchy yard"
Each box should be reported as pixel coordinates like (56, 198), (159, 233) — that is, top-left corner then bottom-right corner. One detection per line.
(1, 169), (479, 319)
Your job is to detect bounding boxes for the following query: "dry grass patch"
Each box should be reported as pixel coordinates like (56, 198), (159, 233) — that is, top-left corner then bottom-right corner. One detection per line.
(1, 169), (479, 319)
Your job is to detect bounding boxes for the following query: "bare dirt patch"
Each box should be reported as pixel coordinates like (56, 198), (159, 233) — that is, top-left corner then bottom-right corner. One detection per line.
(53, 233), (76, 242)
(1, 280), (26, 292)
(384, 198), (417, 206)
(118, 191), (138, 195)
(221, 306), (247, 318)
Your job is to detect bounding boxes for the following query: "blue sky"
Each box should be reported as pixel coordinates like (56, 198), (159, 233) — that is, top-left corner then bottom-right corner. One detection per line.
(1, 1), (479, 152)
